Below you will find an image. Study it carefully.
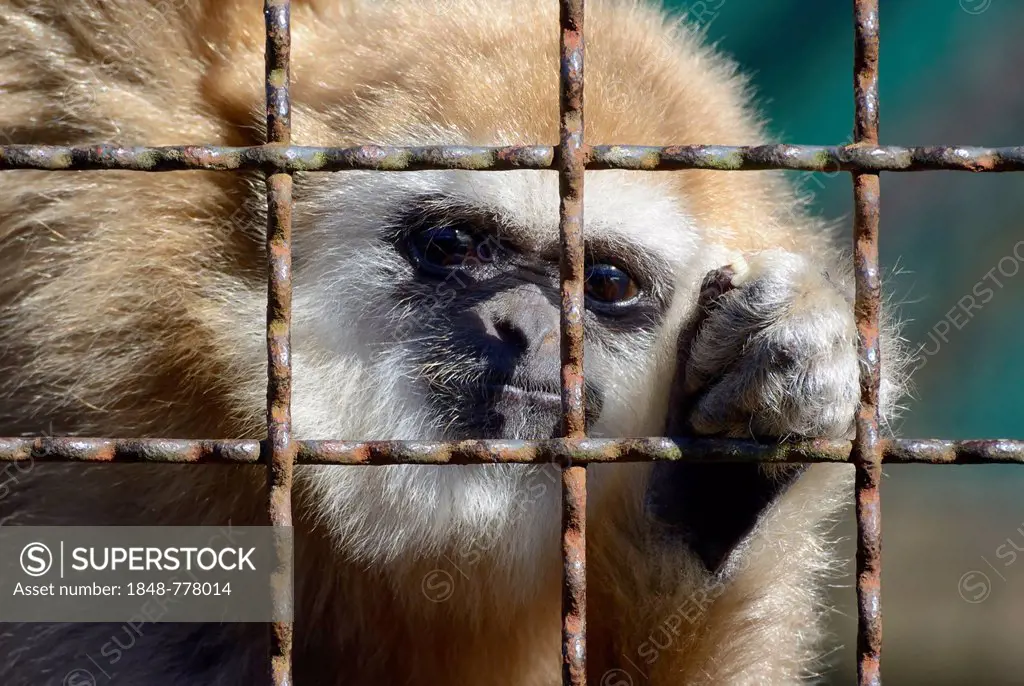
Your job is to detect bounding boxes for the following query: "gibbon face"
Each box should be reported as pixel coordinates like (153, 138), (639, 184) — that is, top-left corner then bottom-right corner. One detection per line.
(293, 169), (696, 444)
(287, 168), (706, 565)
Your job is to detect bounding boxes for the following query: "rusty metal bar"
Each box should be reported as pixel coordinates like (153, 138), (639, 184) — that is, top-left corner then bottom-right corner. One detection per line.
(853, 1), (882, 684)
(263, 1), (294, 685)
(2, 436), (1024, 465)
(558, 0), (587, 684)
(5, 143), (1024, 172)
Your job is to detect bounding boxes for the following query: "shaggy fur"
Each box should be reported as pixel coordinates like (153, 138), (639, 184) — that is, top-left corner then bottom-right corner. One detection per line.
(0, 1), (909, 684)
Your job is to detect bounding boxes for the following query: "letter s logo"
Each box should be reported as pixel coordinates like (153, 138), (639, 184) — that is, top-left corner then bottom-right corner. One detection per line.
(21, 542), (53, 577)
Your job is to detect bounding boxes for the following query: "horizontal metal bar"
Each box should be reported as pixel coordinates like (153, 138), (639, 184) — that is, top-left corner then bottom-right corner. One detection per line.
(2, 144), (1024, 173)
(1, 437), (1023, 465)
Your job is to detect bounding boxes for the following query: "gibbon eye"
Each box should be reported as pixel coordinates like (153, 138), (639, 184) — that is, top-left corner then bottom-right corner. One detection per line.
(584, 263), (640, 308)
(409, 225), (485, 274)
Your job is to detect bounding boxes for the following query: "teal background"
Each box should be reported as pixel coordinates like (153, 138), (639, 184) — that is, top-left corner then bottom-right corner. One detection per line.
(661, 1), (1024, 683)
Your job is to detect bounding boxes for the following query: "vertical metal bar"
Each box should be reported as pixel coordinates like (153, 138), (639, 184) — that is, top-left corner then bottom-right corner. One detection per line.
(852, 1), (882, 685)
(264, 1), (294, 685)
(558, 1), (587, 685)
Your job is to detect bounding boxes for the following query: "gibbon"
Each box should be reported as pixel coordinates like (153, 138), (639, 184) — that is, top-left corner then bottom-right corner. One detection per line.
(0, 0), (909, 684)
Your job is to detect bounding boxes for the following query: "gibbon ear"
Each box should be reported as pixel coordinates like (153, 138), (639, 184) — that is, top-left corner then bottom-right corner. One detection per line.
(652, 266), (804, 574)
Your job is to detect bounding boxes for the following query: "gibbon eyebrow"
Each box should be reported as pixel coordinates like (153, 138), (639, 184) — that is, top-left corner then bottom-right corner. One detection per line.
(383, 197), (530, 255)
(392, 197), (674, 298)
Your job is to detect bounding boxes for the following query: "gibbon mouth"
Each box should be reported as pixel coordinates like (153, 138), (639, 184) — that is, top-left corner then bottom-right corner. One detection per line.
(425, 380), (601, 439)
(487, 384), (561, 408)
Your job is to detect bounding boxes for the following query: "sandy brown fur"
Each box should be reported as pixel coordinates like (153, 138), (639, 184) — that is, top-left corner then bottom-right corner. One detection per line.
(0, 1), (904, 684)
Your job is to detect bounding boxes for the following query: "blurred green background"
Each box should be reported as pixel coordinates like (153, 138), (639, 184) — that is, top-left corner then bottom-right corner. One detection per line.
(661, 0), (1024, 683)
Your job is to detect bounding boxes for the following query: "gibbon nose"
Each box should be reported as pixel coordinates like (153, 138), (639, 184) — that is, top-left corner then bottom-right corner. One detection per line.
(481, 288), (560, 359)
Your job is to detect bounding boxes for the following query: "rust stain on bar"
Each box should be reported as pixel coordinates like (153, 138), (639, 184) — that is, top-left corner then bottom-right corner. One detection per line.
(0, 437), (261, 463)
(264, 1), (294, 685)
(853, 0), (882, 684)
(562, 466), (587, 685)
(559, 9), (585, 438)
(559, 1), (587, 684)
(6, 143), (1024, 172)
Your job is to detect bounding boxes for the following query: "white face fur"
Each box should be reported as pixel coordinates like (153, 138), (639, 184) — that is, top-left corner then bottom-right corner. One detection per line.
(277, 168), (717, 570)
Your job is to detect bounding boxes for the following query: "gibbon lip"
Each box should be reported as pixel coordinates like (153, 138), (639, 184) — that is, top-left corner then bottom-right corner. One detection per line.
(488, 384), (560, 407)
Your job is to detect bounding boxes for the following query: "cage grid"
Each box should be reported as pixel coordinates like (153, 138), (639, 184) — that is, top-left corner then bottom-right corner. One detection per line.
(2, 0), (1024, 684)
